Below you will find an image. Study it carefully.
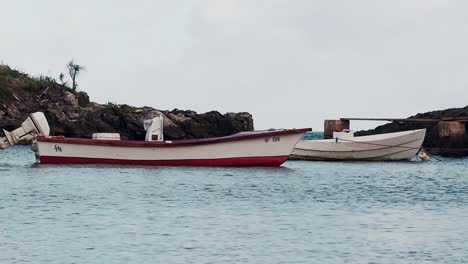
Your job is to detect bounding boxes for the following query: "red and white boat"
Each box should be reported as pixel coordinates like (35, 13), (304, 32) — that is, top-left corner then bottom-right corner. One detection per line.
(1, 112), (310, 167)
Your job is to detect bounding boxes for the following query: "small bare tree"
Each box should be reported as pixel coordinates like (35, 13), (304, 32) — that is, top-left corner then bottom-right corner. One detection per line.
(67, 60), (85, 91)
(59, 73), (68, 87)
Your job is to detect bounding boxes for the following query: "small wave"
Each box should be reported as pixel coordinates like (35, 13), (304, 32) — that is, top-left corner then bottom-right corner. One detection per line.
(0, 163), (14, 168)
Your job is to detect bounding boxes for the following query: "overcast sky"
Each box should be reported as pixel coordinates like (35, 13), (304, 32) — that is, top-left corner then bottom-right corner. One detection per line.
(1, 0), (467, 130)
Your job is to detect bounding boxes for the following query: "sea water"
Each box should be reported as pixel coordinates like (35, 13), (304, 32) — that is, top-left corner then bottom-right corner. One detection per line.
(1, 144), (468, 263)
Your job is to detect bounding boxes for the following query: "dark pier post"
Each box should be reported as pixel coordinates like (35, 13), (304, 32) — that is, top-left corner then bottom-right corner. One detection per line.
(437, 121), (466, 155)
(438, 121), (466, 137)
(324, 120), (350, 139)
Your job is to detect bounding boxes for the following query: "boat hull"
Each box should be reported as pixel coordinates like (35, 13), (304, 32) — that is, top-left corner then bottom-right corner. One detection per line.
(35, 129), (309, 167)
(290, 129), (426, 161)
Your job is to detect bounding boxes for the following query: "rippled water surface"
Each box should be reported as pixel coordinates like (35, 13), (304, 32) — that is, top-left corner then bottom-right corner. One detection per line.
(1, 146), (468, 263)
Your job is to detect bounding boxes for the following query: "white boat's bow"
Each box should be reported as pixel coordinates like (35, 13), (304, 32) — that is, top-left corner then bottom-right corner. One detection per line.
(291, 129), (427, 161)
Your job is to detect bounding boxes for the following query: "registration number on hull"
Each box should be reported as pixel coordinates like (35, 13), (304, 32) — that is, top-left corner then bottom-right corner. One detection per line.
(265, 136), (280, 143)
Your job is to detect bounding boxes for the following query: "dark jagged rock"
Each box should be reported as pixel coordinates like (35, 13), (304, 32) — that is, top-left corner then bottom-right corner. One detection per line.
(356, 106), (468, 156)
(0, 66), (254, 141)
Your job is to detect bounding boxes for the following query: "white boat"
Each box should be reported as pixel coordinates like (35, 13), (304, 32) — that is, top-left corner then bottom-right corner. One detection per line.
(1, 112), (310, 167)
(290, 129), (426, 161)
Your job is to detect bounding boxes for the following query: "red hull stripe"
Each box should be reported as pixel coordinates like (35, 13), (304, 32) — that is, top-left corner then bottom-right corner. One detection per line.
(38, 155), (289, 167)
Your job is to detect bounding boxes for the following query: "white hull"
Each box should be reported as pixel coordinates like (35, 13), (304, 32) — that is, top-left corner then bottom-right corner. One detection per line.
(35, 129), (309, 167)
(291, 129), (426, 161)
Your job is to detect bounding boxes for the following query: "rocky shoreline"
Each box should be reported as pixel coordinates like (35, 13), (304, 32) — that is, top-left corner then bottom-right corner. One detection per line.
(0, 66), (254, 141)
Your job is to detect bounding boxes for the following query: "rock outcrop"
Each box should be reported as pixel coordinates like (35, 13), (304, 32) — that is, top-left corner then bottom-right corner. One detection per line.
(0, 65), (254, 141)
(356, 107), (468, 156)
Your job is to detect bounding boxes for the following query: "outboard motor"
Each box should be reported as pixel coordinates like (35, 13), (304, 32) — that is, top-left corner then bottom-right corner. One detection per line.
(144, 112), (164, 142)
(0, 112), (50, 149)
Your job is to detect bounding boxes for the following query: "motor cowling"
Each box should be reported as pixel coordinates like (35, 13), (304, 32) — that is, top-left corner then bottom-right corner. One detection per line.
(144, 112), (164, 142)
(0, 112), (50, 149)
